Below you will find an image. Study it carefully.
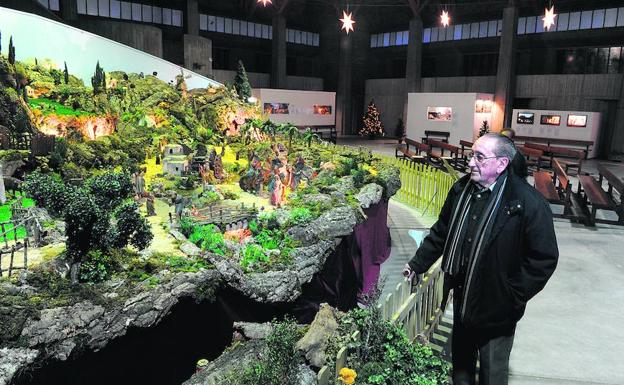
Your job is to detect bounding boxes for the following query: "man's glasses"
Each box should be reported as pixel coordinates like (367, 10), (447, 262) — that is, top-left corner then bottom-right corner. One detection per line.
(468, 153), (500, 163)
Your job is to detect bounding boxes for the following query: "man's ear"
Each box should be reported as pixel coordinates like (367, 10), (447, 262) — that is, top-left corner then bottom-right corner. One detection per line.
(498, 157), (510, 173)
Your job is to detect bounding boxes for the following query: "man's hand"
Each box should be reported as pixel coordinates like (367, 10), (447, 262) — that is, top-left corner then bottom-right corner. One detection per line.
(402, 263), (413, 278)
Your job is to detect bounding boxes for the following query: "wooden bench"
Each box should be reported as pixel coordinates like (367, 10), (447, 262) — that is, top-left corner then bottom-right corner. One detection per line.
(395, 138), (431, 164)
(517, 146), (545, 174)
(550, 146), (585, 175)
(421, 130), (450, 144)
(514, 136), (593, 159)
(427, 139), (462, 170)
(533, 158), (572, 217)
(458, 140), (473, 169)
(577, 163), (624, 226)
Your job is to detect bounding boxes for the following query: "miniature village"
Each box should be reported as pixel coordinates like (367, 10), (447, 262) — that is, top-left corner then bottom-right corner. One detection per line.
(0, 36), (454, 385)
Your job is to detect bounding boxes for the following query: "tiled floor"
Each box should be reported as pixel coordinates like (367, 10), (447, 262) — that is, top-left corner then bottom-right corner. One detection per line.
(341, 137), (624, 385)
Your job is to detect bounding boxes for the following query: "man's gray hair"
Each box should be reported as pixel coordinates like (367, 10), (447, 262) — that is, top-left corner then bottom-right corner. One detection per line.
(482, 133), (517, 161)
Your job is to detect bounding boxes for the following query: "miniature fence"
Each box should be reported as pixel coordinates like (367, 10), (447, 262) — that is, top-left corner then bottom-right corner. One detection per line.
(0, 220), (29, 277)
(381, 156), (455, 216)
(317, 260), (446, 385)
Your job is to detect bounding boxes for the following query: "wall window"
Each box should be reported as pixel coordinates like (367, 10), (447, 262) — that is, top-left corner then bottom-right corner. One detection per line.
(580, 10), (593, 29)
(77, 0), (182, 27)
(558, 46), (624, 74)
(557, 13), (569, 31)
(38, 0), (60, 11)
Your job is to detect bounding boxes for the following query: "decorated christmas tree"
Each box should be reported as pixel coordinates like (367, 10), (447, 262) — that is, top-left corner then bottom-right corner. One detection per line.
(360, 99), (384, 138)
(234, 60), (252, 102)
(478, 120), (490, 137)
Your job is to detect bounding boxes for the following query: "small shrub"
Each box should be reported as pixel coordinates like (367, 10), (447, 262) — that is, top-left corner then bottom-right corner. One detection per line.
(288, 207), (313, 226)
(79, 250), (112, 283)
(240, 243), (268, 271)
(189, 224), (226, 255)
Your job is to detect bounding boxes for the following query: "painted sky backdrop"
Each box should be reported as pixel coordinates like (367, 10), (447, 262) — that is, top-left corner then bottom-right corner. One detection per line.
(0, 6), (221, 90)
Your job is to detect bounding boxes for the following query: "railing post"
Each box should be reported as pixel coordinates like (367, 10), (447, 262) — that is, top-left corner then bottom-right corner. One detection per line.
(335, 347), (348, 384)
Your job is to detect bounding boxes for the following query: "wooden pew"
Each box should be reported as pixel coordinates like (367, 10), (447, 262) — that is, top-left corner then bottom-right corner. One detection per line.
(421, 130), (450, 144)
(514, 136), (593, 159)
(550, 146), (585, 175)
(517, 146), (545, 174)
(427, 139), (462, 170)
(533, 158), (572, 217)
(395, 138), (431, 164)
(577, 163), (624, 226)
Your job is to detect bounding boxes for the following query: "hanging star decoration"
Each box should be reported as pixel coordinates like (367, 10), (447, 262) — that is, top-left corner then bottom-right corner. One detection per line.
(257, 0), (272, 6)
(542, 5), (557, 30)
(340, 10), (355, 34)
(440, 10), (450, 27)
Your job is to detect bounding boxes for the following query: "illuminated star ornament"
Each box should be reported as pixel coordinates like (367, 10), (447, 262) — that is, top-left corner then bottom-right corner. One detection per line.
(542, 5), (557, 30)
(340, 10), (355, 34)
(440, 10), (450, 27)
(257, 0), (272, 6)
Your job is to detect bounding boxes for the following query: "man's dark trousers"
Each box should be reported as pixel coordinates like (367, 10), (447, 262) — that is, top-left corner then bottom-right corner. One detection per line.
(451, 291), (516, 385)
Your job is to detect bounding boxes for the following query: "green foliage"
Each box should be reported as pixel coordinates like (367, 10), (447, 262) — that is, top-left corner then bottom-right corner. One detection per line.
(288, 207), (313, 226)
(189, 224), (226, 255)
(79, 250), (113, 283)
(28, 98), (92, 117)
(22, 171), (72, 217)
(85, 171), (134, 211)
(328, 307), (451, 385)
(224, 318), (304, 385)
(112, 201), (153, 250)
(165, 255), (210, 273)
(240, 243), (269, 271)
(64, 192), (110, 260)
(222, 190), (240, 200)
(63, 61), (69, 84)
(0, 84), (34, 134)
(179, 216), (196, 238)
(234, 60), (252, 102)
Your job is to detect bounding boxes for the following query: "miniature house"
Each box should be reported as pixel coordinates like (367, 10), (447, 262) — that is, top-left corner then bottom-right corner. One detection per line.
(163, 144), (189, 176)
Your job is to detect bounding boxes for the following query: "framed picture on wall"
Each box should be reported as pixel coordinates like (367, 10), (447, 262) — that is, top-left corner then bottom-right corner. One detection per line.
(517, 112), (534, 124)
(567, 114), (587, 127)
(264, 103), (289, 114)
(475, 99), (492, 113)
(313, 105), (332, 115)
(540, 114), (561, 126)
(427, 107), (452, 121)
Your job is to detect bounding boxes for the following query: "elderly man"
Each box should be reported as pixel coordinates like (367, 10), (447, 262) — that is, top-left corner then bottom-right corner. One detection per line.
(403, 133), (558, 385)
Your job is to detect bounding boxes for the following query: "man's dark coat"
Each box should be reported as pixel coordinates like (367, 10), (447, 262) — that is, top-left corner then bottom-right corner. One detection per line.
(408, 172), (559, 330)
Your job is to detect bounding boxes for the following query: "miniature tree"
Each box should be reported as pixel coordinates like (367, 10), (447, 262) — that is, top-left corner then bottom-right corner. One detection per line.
(282, 123), (300, 151)
(91, 61), (105, 94)
(8, 36), (15, 65)
(64, 61), (69, 84)
(302, 128), (320, 148)
(234, 60), (252, 102)
(360, 99), (384, 138)
(479, 120), (490, 137)
(395, 118), (405, 142)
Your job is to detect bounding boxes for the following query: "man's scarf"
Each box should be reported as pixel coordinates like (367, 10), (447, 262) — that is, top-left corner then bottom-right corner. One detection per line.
(441, 173), (508, 276)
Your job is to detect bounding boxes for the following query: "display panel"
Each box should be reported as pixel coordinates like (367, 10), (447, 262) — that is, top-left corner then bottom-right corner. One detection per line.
(540, 114), (561, 126)
(474, 99), (492, 113)
(264, 103), (290, 114)
(427, 106), (452, 121)
(567, 114), (587, 127)
(313, 105), (332, 115)
(517, 112), (534, 124)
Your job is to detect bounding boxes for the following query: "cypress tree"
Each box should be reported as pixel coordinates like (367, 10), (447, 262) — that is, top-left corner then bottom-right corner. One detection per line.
(64, 61), (69, 84)
(91, 61), (104, 94)
(8, 36), (15, 65)
(234, 60), (252, 102)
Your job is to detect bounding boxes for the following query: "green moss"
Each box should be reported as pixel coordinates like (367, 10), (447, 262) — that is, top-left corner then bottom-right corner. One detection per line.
(28, 98), (93, 117)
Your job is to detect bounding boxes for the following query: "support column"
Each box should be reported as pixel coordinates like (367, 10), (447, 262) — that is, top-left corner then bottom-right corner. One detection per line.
(336, 32), (353, 135)
(492, 2), (518, 131)
(60, 0), (78, 21)
(185, 0), (199, 36)
(271, 13), (287, 89)
(405, 16), (423, 93)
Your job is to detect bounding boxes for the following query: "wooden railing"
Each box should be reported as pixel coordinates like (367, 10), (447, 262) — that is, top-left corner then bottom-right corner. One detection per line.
(317, 260), (447, 385)
(381, 156), (455, 216)
(0, 219), (29, 277)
